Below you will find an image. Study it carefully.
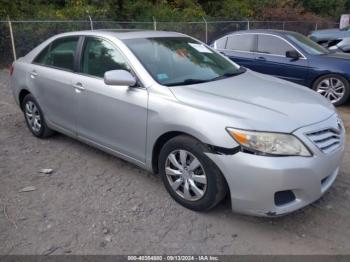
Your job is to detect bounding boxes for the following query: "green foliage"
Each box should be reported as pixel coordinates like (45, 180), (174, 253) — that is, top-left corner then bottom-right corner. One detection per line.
(106, 0), (205, 21)
(297, 0), (348, 18)
(0, 0), (349, 21)
(198, 0), (252, 19)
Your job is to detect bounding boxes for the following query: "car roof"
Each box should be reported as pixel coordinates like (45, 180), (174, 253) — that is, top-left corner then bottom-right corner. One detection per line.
(221, 29), (296, 38)
(51, 30), (188, 40)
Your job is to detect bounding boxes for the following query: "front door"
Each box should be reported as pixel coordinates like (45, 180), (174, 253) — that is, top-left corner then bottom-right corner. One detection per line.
(250, 34), (309, 86)
(72, 36), (148, 162)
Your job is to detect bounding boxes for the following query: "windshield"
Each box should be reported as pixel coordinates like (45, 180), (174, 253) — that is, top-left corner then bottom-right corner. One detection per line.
(285, 32), (330, 55)
(123, 37), (242, 86)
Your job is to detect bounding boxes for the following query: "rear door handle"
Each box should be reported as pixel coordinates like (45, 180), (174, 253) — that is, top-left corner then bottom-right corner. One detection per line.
(73, 82), (85, 92)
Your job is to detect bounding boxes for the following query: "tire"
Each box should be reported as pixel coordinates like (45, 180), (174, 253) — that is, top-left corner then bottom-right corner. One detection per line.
(312, 74), (350, 106)
(22, 94), (54, 138)
(158, 135), (227, 211)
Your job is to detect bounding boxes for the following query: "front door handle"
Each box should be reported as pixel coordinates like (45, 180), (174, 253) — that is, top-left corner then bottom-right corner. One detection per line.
(256, 56), (266, 61)
(30, 70), (38, 78)
(73, 82), (85, 92)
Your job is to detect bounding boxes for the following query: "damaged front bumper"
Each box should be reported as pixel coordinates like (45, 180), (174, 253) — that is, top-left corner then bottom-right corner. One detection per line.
(206, 114), (345, 217)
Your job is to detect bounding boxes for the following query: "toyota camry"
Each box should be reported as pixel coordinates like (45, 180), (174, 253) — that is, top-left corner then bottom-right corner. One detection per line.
(10, 30), (345, 216)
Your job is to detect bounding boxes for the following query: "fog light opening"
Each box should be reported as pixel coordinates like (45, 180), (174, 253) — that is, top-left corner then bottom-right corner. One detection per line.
(274, 190), (296, 206)
(321, 176), (330, 186)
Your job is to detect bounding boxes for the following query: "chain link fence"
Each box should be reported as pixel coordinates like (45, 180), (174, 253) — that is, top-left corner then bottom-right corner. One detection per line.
(0, 19), (339, 68)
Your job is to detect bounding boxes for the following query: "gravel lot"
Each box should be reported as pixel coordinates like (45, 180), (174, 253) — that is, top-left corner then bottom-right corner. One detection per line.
(1, 69), (350, 255)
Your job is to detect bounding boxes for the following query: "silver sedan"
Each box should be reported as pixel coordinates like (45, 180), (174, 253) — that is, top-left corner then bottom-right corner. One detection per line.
(10, 30), (345, 216)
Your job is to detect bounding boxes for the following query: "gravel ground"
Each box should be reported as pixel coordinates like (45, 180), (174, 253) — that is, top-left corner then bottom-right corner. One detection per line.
(1, 69), (350, 255)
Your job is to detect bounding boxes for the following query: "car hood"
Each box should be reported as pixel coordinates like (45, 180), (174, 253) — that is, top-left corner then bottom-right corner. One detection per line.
(312, 52), (350, 67)
(312, 28), (341, 34)
(169, 70), (335, 133)
(311, 29), (350, 41)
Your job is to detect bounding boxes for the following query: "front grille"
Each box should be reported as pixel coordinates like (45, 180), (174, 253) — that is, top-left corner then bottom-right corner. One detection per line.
(307, 128), (341, 153)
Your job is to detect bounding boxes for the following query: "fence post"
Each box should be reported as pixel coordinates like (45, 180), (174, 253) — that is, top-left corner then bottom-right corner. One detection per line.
(247, 20), (250, 30)
(202, 16), (208, 44)
(315, 23), (318, 31)
(153, 16), (157, 31)
(7, 15), (16, 61)
(282, 21), (285, 30)
(88, 14), (93, 30)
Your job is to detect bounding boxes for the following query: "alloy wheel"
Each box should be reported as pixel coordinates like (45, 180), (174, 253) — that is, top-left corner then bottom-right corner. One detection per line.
(25, 101), (41, 133)
(165, 149), (207, 201)
(316, 77), (346, 104)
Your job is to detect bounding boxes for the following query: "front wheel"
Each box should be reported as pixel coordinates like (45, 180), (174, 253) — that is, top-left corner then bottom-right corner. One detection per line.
(158, 135), (227, 211)
(312, 74), (350, 106)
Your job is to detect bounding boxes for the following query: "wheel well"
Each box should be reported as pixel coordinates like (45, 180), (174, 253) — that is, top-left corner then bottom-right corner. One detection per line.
(18, 89), (30, 111)
(151, 131), (232, 201)
(152, 131), (196, 174)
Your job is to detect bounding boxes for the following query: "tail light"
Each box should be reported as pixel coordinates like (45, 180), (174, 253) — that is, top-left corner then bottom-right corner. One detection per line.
(9, 64), (14, 76)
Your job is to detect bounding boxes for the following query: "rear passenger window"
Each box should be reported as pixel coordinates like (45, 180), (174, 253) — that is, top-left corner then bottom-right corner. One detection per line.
(226, 34), (255, 52)
(34, 37), (79, 71)
(81, 37), (130, 78)
(214, 37), (227, 49)
(257, 35), (293, 56)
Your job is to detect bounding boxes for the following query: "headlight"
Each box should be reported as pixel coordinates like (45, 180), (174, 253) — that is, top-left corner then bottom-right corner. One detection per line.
(227, 128), (311, 156)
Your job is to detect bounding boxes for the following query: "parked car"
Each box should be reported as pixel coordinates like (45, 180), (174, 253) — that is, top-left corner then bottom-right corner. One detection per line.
(309, 26), (350, 53)
(10, 30), (345, 216)
(325, 37), (350, 53)
(212, 29), (350, 106)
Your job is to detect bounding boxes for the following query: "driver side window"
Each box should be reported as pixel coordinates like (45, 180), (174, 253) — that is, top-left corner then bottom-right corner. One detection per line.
(81, 37), (131, 78)
(257, 35), (294, 56)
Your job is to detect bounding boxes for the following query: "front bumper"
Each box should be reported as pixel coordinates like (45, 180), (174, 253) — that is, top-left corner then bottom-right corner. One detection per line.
(207, 114), (345, 217)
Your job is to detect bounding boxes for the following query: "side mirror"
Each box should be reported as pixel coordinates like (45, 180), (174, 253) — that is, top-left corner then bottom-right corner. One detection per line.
(286, 50), (300, 60)
(104, 70), (136, 86)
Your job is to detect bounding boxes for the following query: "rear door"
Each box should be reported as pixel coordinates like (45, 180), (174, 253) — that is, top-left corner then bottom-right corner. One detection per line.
(29, 36), (80, 134)
(251, 34), (309, 85)
(219, 34), (256, 67)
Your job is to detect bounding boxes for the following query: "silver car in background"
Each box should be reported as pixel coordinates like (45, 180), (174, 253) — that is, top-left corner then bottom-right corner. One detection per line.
(310, 26), (350, 53)
(10, 30), (345, 216)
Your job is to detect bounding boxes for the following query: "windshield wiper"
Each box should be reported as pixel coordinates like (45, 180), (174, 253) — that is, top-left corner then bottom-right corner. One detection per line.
(165, 68), (246, 87)
(166, 78), (209, 87)
(209, 67), (247, 82)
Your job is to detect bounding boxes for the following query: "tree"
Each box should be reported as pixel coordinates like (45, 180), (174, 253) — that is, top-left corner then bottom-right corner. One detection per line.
(297, 0), (349, 18)
(1, 0), (349, 21)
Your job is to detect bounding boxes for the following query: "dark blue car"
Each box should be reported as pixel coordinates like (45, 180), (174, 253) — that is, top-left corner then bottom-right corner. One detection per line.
(212, 30), (350, 106)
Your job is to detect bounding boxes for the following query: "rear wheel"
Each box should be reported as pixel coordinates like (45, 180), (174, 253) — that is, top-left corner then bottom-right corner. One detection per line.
(312, 74), (350, 106)
(22, 94), (54, 138)
(158, 135), (227, 211)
